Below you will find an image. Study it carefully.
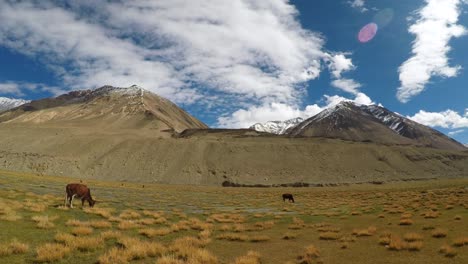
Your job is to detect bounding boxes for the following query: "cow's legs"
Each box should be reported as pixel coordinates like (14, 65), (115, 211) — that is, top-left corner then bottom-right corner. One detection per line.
(70, 194), (76, 208)
(64, 193), (68, 207)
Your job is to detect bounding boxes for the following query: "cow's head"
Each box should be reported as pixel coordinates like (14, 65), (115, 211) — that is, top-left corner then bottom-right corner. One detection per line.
(89, 199), (96, 207)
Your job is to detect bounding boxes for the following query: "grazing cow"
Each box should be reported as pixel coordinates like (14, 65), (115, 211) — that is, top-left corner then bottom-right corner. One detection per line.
(282, 193), (295, 203)
(65, 183), (96, 208)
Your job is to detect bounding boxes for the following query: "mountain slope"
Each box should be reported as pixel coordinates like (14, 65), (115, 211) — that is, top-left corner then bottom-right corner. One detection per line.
(0, 90), (466, 185)
(289, 102), (466, 151)
(249, 117), (304, 134)
(0, 85), (207, 133)
(361, 105), (466, 151)
(0, 97), (30, 112)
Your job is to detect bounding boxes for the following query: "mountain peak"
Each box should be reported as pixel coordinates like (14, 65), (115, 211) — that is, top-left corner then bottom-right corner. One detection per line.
(0, 85), (207, 132)
(249, 117), (304, 134)
(288, 103), (466, 151)
(0, 97), (30, 112)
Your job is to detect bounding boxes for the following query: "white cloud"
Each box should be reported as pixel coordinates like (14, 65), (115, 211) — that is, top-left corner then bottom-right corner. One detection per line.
(448, 129), (465, 136)
(348, 0), (368, 12)
(407, 109), (468, 128)
(0, 82), (22, 96)
(397, 0), (467, 102)
(0, 1), (328, 106)
(218, 92), (374, 128)
(330, 79), (362, 94)
(0, 81), (63, 97)
(325, 53), (355, 79)
(0, 1), (366, 127)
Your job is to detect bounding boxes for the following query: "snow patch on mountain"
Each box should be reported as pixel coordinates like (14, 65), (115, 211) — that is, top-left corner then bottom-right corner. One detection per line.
(0, 97), (30, 112)
(250, 117), (304, 134)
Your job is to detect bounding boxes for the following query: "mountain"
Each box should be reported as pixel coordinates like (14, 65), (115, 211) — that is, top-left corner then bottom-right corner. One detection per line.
(289, 101), (466, 151)
(0, 97), (30, 112)
(249, 117), (303, 134)
(0, 85), (207, 133)
(0, 89), (467, 185)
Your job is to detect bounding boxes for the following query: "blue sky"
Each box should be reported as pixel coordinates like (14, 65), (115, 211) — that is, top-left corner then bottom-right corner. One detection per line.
(0, 0), (467, 144)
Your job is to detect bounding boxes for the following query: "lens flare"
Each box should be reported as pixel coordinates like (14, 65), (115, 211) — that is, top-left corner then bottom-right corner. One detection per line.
(374, 8), (394, 29)
(358, 23), (378, 43)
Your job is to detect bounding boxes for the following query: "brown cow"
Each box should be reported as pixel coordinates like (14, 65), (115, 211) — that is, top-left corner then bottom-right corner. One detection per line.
(282, 193), (295, 203)
(65, 183), (96, 208)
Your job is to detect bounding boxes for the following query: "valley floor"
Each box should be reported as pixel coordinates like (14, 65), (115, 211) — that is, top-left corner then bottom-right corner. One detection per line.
(0, 170), (467, 263)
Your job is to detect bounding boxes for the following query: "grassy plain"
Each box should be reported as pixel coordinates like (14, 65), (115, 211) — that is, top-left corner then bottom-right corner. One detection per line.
(0, 170), (467, 263)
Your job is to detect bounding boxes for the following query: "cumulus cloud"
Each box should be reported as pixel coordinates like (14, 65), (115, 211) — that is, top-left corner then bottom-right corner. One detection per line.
(0, 1), (328, 106)
(0, 1), (365, 127)
(324, 52), (362, 95)
(330, 79), (362, 95)
(407, 108), (468, 128)
(325, 53), (355, 79)
(218, 92), (374, 128)
(397, 0), (467, 102)
(348, 0), (368, 12)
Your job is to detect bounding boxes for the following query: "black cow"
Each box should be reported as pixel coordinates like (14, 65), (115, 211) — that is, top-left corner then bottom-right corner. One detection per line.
(282, 193), (295, 203)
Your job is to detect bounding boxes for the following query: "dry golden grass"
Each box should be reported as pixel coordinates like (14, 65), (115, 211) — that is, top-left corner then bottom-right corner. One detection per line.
(232, 250), (262, 264)
(136, 218), (156, 225)
(155, 255), (185, 264)
(352, 226), (377, 237)
(431, 228), (448, 238)
(83, 207), (115, 218)
(452, 237), (468, 247)
(253, 220), (275, 230)
(55, 232), (102, 251)
(119, 209), (141, 219)
(422, 211), (439, 219)
(117, 220), (140, 230)
(399, 218), (414, 226)
(98, 247), (129, 264)
(319, 232), (341, 240)
(100, 230), (122, 240)
(388, 236), (405, 251)
(71, 226), (93, 236)
(249, 235), (270, 242)
(288, 217), (306, 230)
(297, 244), (321, 264)
(188, 217), (213, 231)
(24, 201), (47, 212)
(31, 215), (58, 229)
(0, 208), (22, 221)
(403, 232), (423, 242)
(89, 220), (112, 228)
(439, 245), (457, 258)
(139, 227), (172, 238)
(66, 219), (89, 227)
(35, 243), (71, 262)
(216, 233), (248, 242)
(454, 215), (462, 220)
(115, 236), (166, 260)
(282, 232), (298, 240)
(208, 213), (245, 223)
(168, 236), (217, 263)
(406, 241), (423, 251)
(0, 239), (29, 256)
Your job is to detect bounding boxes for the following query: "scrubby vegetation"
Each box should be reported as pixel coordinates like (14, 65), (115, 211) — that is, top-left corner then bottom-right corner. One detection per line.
(0, 170), (467, 263)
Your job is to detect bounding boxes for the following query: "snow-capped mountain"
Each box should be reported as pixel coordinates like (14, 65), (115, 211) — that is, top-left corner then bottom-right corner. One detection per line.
(249, 117), (304, 134)
(0, 97), (30, 112)
(288, 101), (466, 151)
